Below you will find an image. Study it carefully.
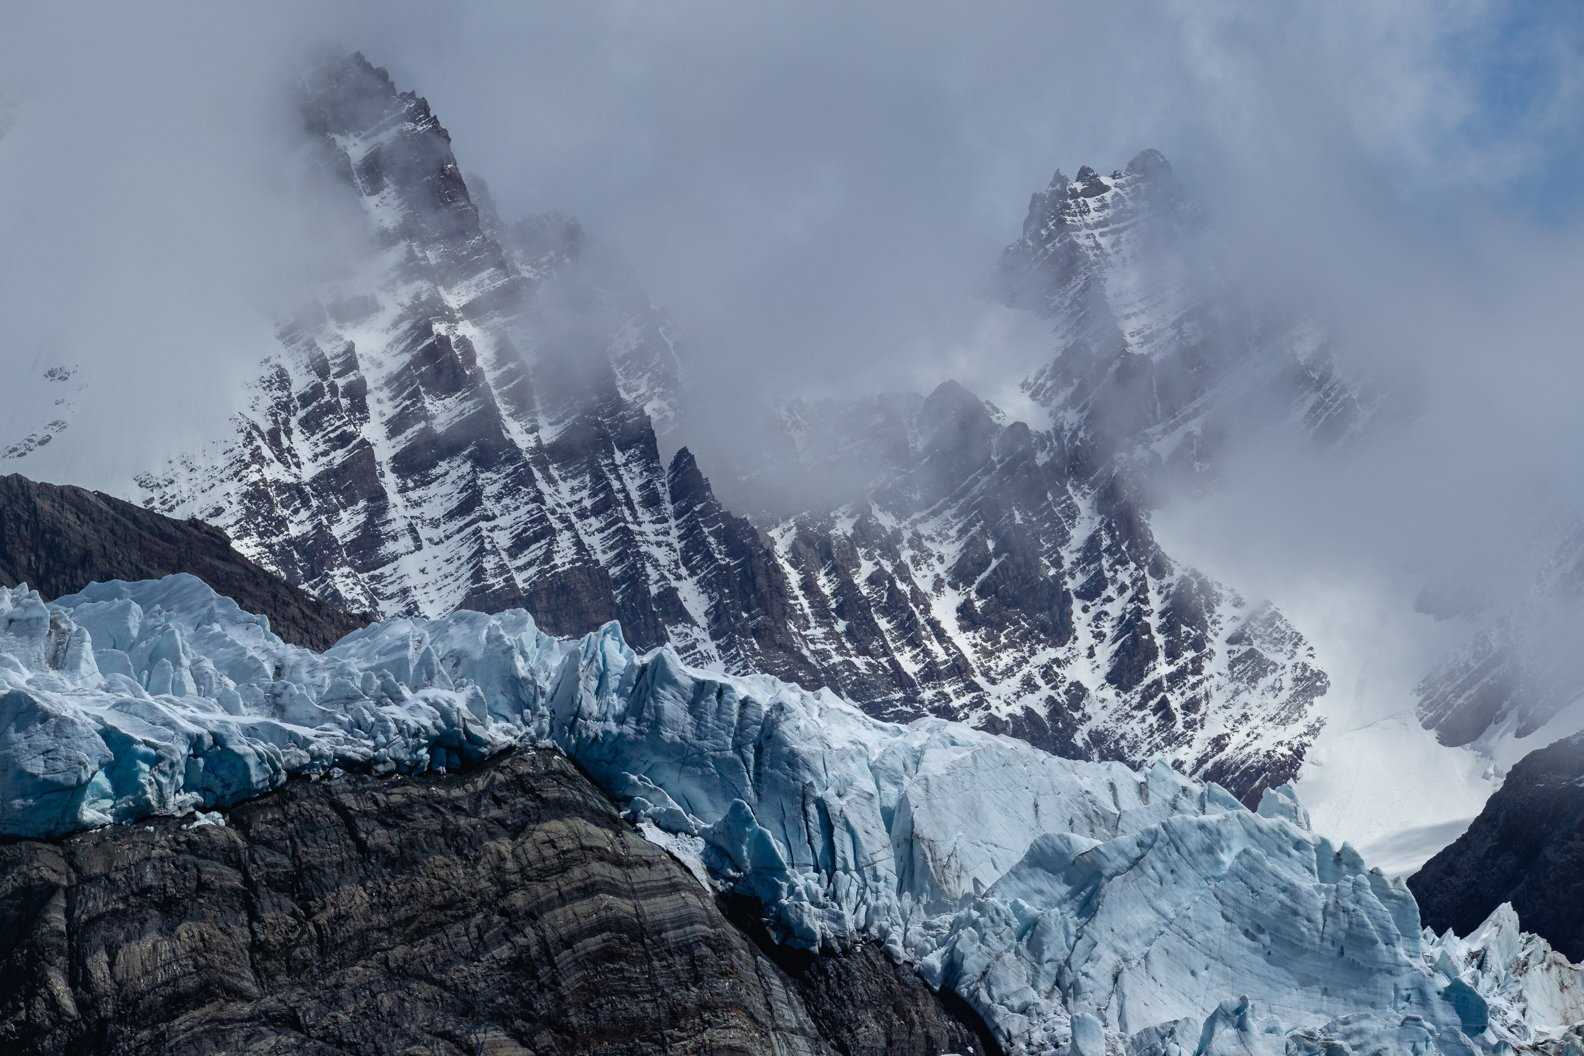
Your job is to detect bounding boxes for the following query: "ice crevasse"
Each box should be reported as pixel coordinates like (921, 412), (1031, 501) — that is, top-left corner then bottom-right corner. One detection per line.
(0, 574), (1580, 1054)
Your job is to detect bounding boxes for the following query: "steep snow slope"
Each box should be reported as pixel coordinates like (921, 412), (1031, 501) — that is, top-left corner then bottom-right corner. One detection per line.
(1151, 505), (1501, 871)
(0, 574), (1578, 1053)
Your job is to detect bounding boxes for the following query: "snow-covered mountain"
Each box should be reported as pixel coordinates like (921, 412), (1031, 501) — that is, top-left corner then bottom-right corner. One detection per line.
(135, 55), (1330, 803)
(137, 55), (749, 663)
(1416, 523), (1584, 760)
(998, 152), (1378, 486)
(0, 574), (1578, 1053)
(753, 382), (1327, 800)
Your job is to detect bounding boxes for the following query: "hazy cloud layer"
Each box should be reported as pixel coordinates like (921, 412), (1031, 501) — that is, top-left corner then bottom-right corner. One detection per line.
(3, 2), (1578, 488)
(3, 4), (1583, 851)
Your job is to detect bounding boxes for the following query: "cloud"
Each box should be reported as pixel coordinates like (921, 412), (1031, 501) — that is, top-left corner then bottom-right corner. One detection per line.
(1, 1), (1581, 854)
(0, 4), (377, 490)
(2, 2), (1581, 674)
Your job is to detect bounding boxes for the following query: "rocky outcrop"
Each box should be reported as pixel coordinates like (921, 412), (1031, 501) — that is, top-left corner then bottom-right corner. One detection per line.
(0, 473), (363, 650)
(0, 748), (996, 1056)
(1409, 731), (1584, 961)
(997, 152), (1376, 485)
(758, 384), (1327, 804)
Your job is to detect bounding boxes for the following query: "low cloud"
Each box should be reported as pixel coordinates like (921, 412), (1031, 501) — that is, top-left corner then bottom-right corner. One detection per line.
(3, 6), (1583, 818)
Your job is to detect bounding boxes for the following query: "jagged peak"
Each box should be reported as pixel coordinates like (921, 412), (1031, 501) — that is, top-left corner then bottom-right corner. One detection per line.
(1126, 147), (1172, 178)
(920, 378), (990, 422)
(666, 445), (720, 510)
(302, 49), (449, 148)
(667, 444), (701, 479)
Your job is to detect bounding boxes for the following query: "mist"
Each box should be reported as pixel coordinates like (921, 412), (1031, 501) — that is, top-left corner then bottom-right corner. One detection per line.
(5, 2), (1578, 482)
(3, 2), (1583, 852)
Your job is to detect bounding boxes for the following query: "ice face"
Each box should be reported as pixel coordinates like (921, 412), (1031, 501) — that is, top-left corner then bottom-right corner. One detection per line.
(0, 575), (1577, 1053)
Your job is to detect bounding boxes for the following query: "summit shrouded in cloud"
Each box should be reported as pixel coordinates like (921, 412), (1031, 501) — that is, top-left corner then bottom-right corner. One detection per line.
(2, 0), (1581, 851)
(3, 4), (1584, 1053)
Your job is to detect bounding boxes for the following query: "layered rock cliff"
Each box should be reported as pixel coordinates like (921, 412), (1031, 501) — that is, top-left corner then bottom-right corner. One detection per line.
(0, 748), (994, 1056)
(0, 473), (363, 650)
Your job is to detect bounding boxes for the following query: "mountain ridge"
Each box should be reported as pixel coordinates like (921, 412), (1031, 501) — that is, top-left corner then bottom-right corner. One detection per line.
(0, 472), (364, 650)
(135, 53), (1329, 803)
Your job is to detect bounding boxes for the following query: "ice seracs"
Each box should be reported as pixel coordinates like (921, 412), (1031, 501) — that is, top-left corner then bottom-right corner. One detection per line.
(0, 573), (1578, 1053)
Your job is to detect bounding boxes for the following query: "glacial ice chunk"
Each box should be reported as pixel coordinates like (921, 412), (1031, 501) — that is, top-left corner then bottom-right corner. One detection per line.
(0, 575), (1578, 1054)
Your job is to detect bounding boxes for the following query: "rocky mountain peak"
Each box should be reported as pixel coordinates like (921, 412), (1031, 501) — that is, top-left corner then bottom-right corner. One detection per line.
(138, 59), (1330, 807)
(1001, 147), (1373, 484)
(1125, 146), (1172, 178)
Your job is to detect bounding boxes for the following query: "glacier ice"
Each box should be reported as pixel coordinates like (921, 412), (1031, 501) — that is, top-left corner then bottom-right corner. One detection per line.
(0, 574), (1580, 1053)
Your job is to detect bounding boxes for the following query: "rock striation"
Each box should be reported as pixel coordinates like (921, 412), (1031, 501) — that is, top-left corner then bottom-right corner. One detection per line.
(135, 56), (1327, 802)
(0, 574), (1576, 1053)
(756, 382), (1327, 802)
(0, 747), (993, 1056)
(0, 473), (363, 650)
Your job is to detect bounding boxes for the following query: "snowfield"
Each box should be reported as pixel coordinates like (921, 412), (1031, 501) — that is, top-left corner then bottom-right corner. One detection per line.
(0, 574), (1579, 1053)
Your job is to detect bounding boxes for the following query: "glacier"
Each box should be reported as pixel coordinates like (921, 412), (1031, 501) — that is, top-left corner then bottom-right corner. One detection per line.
(0, 574), (1579, 1053)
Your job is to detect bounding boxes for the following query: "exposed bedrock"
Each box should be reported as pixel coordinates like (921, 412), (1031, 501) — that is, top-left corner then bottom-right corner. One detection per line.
(0, 749), (996, 1056)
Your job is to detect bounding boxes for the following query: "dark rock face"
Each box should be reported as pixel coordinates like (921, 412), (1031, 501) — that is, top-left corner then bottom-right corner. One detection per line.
(0, 749), (995, 1056)
(0, 473), (364, 650)
(1409, 732), (1584, 961)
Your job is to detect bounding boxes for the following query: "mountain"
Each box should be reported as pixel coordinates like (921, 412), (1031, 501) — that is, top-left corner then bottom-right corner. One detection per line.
(134, 53), (692, 627)
(1416, 523), (1584, 753)
(0, 473), (362, 650)
(134, 54), (801, 680)
(134, 54), (1327, 803)
(752, 382), (1327, 800)
(998, 152), (1378, 486)
(1410, 730), (1584, 962)
(0, 574), (1575, 1054)
(0, 746), (992, 1055)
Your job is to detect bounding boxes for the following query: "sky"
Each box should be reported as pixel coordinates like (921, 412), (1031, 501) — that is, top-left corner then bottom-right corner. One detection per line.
(1, 1), (1582, 857)
(2, 1), (1580, 492)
